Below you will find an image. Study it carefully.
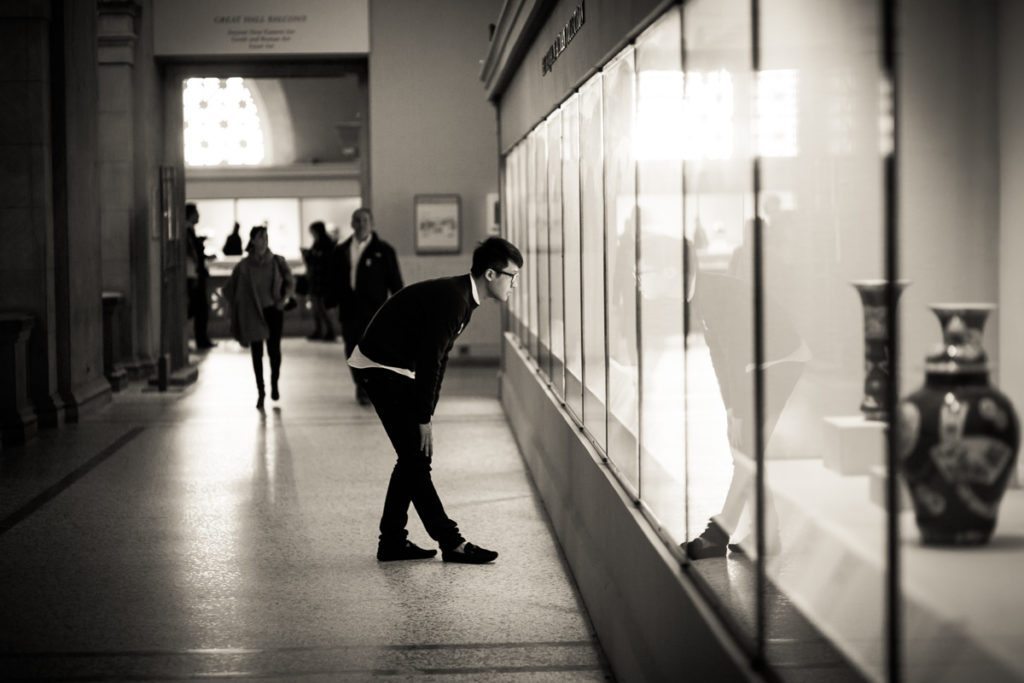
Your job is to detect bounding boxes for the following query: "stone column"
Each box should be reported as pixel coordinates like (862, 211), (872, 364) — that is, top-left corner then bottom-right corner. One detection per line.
(0, 3), (66, 427)
(51, 0), (111, 420)
(98, 0), (154, 379)
(0, 315), (37, 448)
(101, 291), (128, 390)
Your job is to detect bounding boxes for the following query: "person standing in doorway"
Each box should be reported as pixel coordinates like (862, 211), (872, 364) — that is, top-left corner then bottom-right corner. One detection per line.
(349, 237), (523, 564)
(224, 226), (295, 410)
(332, 208), (403, 404)
(185, 203), (216, 349)
(302, 220), (337, 341)
(222, 222), (243, 256)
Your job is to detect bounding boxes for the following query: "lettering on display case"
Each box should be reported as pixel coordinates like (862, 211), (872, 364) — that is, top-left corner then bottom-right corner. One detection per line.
(542, 2), (585, 76)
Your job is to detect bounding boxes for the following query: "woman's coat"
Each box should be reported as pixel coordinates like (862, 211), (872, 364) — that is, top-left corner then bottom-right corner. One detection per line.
(223, 252), (294, 345)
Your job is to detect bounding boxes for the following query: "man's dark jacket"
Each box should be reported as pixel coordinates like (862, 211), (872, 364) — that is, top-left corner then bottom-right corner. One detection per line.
(330, 233), (403, 330)
(357, 275), (478, 424)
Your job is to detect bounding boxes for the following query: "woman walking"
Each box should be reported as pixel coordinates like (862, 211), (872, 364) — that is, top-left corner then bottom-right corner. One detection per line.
(224, 226), (295, 409)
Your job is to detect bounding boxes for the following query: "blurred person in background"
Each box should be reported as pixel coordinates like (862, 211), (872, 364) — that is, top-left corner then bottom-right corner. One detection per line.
(224, 226), (295, 410)
(301, 220), (337, 342)
(331, 208), (403, 405)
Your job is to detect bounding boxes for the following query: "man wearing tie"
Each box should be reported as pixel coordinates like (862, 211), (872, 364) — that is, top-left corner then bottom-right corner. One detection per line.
(349, 237), (523, 564)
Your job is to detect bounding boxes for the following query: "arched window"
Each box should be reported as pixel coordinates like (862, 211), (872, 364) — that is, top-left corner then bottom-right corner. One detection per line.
(183, 77), (266, 166)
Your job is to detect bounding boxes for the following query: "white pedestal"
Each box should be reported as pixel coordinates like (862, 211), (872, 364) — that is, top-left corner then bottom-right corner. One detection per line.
(822, 415), (886, 475)
(868, 464), (911, 511)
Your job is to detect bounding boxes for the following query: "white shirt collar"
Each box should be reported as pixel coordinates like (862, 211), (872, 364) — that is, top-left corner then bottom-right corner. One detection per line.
(469, 273), (480, 305)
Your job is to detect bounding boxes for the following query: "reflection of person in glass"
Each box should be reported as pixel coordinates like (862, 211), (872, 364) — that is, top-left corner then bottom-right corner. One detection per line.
(685, 210), (810, 560)
(223, 227), (295, 411)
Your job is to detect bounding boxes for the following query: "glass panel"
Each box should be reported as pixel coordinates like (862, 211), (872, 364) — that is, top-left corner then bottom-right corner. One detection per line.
(603, 47), (640, 492)
(526, 133), (540, 359)
(534, 122), (552, 379)
(682, 0), (759, 644)
(759, 1), (886, 679)
(636, 7), (687, 541)
(518, 141), (530, 344)
(580, 73), (607, 451)
(504, 149), (521, 340)
(563, 94), (585, 422)
(548, 109), (566, 400)
(899, 1), (1024, 681)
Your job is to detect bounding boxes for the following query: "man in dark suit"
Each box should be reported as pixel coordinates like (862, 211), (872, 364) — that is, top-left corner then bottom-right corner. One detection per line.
(349, 237), (523, 564)
(332, 208), (403, 404)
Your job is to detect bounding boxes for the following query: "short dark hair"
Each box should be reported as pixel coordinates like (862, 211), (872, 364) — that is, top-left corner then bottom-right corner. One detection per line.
(471, 237), (523, 278)
(352, 208), (373, 222)
(310, 221), (326, 235)
(185, 203), (198, 220)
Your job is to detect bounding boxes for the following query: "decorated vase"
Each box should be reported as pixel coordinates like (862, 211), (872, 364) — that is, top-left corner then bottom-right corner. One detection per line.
(898, 304), (1019, 545)
(852, 280), (908, 421)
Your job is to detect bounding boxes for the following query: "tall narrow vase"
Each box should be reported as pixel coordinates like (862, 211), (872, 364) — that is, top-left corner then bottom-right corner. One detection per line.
(852, 280), (908, 421)
(898, 304), (1019, 545)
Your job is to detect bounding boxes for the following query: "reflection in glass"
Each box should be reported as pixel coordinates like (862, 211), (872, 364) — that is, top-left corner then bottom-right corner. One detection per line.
(562, 95), (584, 421)
(526, 133), (540, 358)
(518, 142), (530, 345)
(548, 110), (566, 399)
(682, 0), (759, 642)
(603, 47), (640, 491)
(580, 74), (607, 450)
(760, 0), (886, 679)
(756, 70), (799, 158)
(503, 148), (520, 336)
(682, 69), (734, 161)
(534, 122), (552, 379)
(636, 7), (687, 540)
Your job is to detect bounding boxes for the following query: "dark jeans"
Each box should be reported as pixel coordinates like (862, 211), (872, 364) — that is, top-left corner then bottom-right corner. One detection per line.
(310, 294), (335, 338)
(354, 367), (464, 551)
(187, 276), (211, 345)
(250, 306), (284, 394)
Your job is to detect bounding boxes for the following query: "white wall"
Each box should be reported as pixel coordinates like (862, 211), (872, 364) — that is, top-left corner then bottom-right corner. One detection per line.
(999, 1), (1024, 420)
(899, 0), (1000, 392)
(367, 0), (504, 357)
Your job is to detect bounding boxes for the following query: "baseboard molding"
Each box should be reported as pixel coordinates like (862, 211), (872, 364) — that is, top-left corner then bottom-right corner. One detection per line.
(62, 376), (113, 422)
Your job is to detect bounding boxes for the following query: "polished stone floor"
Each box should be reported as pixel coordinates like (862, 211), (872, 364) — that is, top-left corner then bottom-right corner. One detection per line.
(0, 340), (612, 681)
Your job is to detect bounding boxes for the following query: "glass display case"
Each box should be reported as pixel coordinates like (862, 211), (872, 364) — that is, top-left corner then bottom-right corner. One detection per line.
(499, 0), (1024, 680)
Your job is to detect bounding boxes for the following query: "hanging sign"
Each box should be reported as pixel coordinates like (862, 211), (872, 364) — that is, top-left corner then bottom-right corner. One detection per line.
(154, 0), (368, 56)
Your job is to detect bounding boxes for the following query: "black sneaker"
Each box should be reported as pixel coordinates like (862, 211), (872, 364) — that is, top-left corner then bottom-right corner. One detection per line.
(377, 540), (437, 562)
(685, 520), (729, 560)
(442, 542), (498, 564)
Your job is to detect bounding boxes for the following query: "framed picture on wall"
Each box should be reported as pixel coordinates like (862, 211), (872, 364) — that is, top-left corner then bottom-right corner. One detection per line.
(414, 194), (461, 254)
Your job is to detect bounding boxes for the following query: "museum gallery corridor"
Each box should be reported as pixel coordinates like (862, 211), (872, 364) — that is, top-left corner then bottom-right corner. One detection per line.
(0, 340), (610, 681)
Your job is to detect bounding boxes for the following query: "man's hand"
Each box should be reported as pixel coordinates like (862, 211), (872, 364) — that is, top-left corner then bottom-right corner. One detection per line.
(419, 422), (433, 457)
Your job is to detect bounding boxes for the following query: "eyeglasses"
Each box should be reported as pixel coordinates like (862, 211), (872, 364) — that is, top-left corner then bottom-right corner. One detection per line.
(495, 269), (520, 284)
